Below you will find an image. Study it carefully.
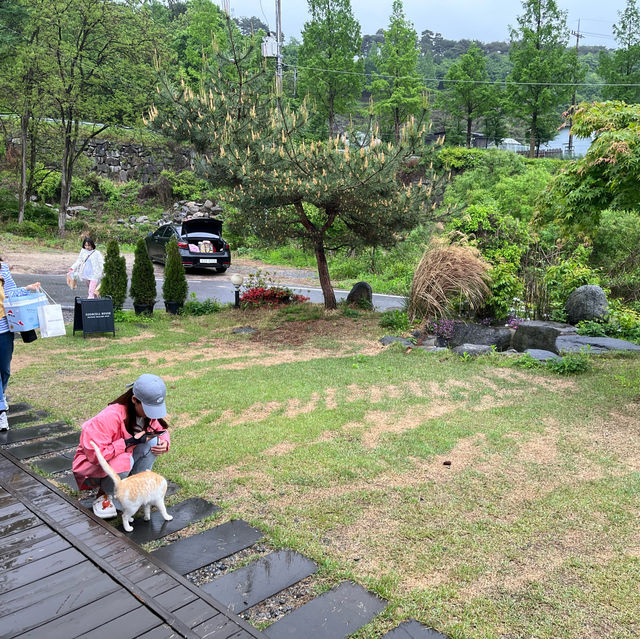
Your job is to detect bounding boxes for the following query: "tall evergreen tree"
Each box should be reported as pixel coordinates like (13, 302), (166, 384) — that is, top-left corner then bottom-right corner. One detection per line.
(297, 0), (363, 138)
(437, 46), (492, 148)
(599, 0), (640, 103)
(507, 0), (575, 157)
(100, 239), (128, 310)
(370, 0), (425, 144)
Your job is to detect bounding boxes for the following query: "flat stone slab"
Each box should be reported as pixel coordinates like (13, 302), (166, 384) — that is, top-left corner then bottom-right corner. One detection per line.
(7, 410), (48, 427)
(202, 550), (317, 612)
(151, 520), (263, 574)
(5, 402), (32, 414)
(264, 581), (386, 639)
(119, 496), (219, 544)
(556, 335), (640, 353)
(0, 421), (70, 446)
(8, 431), (79, 460)
(31, 454), (74, 474)
(51, 473), (79, 491)
(383, 620), (448, 638)
(524, 349), (560, 362)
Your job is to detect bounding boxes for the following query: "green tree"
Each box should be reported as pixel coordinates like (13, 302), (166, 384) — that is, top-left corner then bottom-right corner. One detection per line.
(370, 0), (425, 144)
(100, 239), (128, 310)
(151, 12), (445, 309)
(130, 238), (157, 308)
(437, 46), (492, 148)
(541, 101), (640, 233)
(507, 0), (575, 157)
(297, 0), (364, 138)
(162, 238), (188, 306)
(599, 0), (640, 103)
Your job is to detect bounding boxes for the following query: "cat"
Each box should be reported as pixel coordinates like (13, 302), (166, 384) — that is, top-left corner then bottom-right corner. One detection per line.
(90, 440), (173, 532)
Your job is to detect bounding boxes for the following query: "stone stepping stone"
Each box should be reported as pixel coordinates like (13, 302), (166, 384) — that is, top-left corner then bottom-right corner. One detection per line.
(7, 410), (48, 427)
(32, 454), (74, 474)
(8, 431), (79, 460)
(51, 473), (79, 490)
(6, 402), (32, 414)
(151, 520), (263, 575)
(382, 620), (448, 638)
(0, 421), (70, 446)
(119, 497), (219, 544)
(201, 550), (317, 613)
(264, 581), (386, 639)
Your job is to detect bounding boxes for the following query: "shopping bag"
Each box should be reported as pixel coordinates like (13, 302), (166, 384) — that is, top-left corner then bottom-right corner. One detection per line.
(5, 290), (47, 332)
(37, 304), (66, 338)
(66, 271), (78, 289)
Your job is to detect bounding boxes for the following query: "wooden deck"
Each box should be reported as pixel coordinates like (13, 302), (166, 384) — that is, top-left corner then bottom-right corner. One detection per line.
(0, 447), (266, 639)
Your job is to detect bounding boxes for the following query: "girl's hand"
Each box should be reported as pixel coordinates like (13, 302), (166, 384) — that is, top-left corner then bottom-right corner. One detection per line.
(151, 439), (169, 455)
(25, 282), (41, 291)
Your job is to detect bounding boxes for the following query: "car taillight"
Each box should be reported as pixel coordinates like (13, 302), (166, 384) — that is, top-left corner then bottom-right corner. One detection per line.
(224, 243), (230, 251)
(177, 241), (188, 249)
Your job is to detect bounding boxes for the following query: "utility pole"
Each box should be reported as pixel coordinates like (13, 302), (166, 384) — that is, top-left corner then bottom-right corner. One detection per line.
(568, 21), (584, 156)
(275, 0), (283, 94)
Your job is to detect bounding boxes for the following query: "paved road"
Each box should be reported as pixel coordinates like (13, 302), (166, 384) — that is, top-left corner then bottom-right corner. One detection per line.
(13, 273), (406, 312)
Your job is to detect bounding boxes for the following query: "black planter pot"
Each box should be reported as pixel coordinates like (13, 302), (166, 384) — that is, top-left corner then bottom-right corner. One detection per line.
(133, 302), (155, 316)
(164, 301), (183, 315)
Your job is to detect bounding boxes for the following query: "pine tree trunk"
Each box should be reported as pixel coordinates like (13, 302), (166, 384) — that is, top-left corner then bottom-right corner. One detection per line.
(529, 111), (537, 158)
(18, 113), (29, 224)
(59, 125), (72, 234)
(314, 239), (336, 310)
(466, 116), (472, 149)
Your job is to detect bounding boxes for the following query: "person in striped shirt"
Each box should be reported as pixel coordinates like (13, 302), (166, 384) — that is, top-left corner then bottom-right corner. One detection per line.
(0, 257), (40, 431)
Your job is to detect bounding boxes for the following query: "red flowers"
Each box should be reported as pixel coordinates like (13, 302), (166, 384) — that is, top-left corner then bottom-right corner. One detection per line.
(239, 286), (309, 308)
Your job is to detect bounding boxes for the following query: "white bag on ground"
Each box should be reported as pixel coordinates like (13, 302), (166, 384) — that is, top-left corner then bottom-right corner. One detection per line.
(37, 304), (66, 338)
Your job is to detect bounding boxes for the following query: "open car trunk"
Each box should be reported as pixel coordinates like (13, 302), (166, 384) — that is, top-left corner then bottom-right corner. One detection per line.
(180, 219), (226, 253)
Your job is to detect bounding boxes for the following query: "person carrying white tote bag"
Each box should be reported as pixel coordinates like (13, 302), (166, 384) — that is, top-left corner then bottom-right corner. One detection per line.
(37, 288), (66, 338)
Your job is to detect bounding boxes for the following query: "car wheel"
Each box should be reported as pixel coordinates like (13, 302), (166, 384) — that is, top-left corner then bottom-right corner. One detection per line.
(215, 267), (228, 273)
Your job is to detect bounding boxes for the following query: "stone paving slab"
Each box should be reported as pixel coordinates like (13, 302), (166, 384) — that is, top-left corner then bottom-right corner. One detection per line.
(31, 455), (74, 474)
(8, 432), (79, 460)
(151, 520), (263, 575)
(264, 581), (386, 639)
(7, 411), (49, 427)
(202, 550), (318, 613)
(0, 422), (70, 446)
(120, 496), (220, 544)
(6, 402), (32, 414)
(382, 620), (448, 638)
(557, 334), (640, 353)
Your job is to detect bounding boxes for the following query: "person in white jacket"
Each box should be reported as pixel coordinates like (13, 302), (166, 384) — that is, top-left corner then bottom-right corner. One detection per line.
(69, 237), (104, 298)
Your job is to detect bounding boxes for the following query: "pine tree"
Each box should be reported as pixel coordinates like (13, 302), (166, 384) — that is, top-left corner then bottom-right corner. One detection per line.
(100, 239), (128, 310)
(129, 238), (156, 309)
(162, 238), (188, 306)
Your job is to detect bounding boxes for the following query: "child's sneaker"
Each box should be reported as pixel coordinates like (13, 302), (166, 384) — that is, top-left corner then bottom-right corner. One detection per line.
(0, 411), (8, 431)
(92, 495), (116, 519)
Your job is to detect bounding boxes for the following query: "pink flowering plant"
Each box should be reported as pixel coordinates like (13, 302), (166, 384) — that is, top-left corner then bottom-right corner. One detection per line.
(426, 318), (456, 340)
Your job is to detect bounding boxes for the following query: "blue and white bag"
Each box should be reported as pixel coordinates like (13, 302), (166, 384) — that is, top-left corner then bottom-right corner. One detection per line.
(5, 289), (47, 332)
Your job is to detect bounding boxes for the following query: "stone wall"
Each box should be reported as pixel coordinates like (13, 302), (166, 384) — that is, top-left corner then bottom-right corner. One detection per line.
(84, 139), (195, 183)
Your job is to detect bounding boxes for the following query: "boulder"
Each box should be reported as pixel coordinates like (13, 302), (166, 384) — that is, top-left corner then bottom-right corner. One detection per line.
(524, 349), (561, 361)
(565, 285), (608, 324)
(556, 334), (640, 354)
(380, 336), (414, 347)
(448, 322), (513, 351)
(346, 281), (373, 308)
(512, 320), (574, 354)
(451, 344), (493, 357)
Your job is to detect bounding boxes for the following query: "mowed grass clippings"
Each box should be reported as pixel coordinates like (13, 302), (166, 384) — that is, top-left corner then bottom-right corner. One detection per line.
(11, 308), (640, 639)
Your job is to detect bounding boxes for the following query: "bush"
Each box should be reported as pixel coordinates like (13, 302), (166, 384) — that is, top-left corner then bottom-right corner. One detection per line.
(162, 238), (188, 304)
(546, 350), (591, 375)
(100, 239), (128, 310)
(379, 309), (410, 332)
(181, 293), (223, 315)
(240, 286), (308, 308)
(160, 170), (214, 201)
(129, 238), (156, 306)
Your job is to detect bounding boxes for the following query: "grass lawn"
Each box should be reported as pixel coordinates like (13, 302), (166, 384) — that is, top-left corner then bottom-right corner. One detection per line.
(11, 305), (640, 638)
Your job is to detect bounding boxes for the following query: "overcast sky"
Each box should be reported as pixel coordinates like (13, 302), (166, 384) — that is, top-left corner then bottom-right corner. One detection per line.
(222, 0), (622, 48)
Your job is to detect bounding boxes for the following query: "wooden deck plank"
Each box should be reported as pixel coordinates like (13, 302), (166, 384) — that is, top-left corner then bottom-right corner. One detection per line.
(155, 584), (200, 612)
(136, 625), (183, 638)
(73, 607), (165, 639)
(0, 528), (69, 572)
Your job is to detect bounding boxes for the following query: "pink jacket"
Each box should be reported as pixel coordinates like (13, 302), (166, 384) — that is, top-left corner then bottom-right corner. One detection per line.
(72, 403), (170, 490)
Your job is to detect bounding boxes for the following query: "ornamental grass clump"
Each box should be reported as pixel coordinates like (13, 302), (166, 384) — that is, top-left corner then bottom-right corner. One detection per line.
(408, 238), (491, 323)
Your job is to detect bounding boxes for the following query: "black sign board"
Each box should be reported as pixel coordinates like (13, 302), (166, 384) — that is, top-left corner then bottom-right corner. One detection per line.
(73, 297), (115, 338)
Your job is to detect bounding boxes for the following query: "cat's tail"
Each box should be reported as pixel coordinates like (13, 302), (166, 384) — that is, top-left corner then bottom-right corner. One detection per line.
(89, 441), (122, 489)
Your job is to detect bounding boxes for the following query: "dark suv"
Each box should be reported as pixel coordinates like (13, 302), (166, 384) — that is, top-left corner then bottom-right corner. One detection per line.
(145, 219), (231, 272)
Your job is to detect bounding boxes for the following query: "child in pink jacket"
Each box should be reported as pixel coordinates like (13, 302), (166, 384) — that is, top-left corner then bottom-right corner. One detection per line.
(73, 374), (171, 519)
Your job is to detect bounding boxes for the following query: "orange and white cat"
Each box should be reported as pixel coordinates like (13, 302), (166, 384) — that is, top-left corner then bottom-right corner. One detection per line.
(90, 440), (173, 532)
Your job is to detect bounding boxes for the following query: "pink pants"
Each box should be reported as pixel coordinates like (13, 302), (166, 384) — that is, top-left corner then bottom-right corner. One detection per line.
(85, 279), (99, 299)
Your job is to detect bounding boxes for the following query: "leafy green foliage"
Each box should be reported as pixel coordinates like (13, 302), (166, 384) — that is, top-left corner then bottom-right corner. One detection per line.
(162, 238), (188, 304)
(100, 239), (128, 310)
(546, 350), (591, 375)
(160, 170), (214, 201)
(129, 238), (156, 305)
(379, 309), (410, 333)
(576, 300), (640, 342)
(181, 293), (223, 316)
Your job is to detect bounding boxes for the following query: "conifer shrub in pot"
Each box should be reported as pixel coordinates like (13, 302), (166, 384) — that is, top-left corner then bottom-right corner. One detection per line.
(130, 237), (156, 315)
(100, 239), (128, 310)
(162, 238), (188, 314)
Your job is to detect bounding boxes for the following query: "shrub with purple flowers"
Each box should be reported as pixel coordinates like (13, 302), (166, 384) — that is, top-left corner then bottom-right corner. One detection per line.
(426, 318), (456, 340)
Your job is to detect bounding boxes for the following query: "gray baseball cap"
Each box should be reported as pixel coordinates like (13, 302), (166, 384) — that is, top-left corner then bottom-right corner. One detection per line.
(131, 374), (167, 419)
